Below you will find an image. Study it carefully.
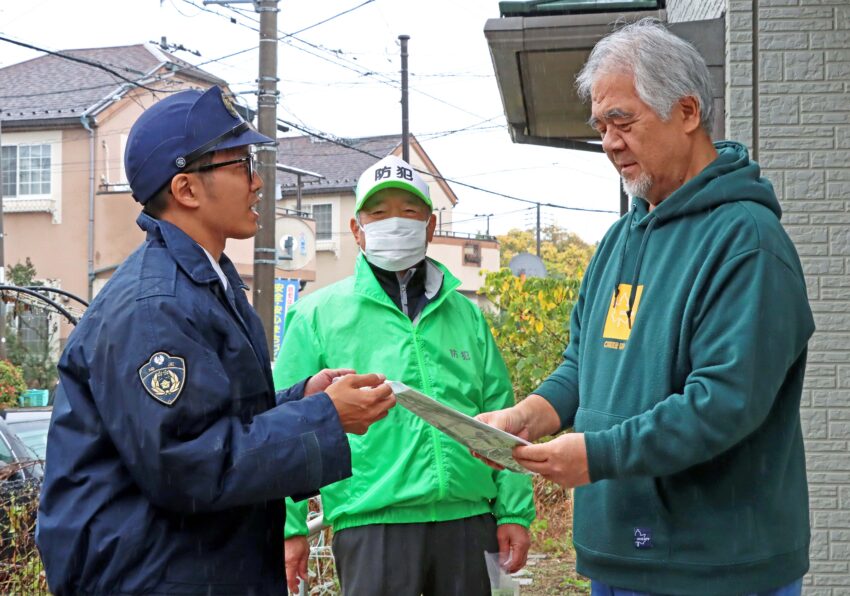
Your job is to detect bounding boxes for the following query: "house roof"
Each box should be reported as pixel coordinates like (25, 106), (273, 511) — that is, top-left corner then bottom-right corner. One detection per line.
(0, 43), (226, 125)
(276, 134), (458, 205)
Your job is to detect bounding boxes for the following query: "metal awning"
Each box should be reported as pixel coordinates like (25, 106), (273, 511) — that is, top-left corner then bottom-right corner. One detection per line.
(484, 6), (725, 150)
(499, 0), (663, 17)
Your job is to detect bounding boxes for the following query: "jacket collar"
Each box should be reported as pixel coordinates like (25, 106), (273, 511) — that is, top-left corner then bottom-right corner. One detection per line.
(136, 212), (244, 288)
(353, 252), (460, 310)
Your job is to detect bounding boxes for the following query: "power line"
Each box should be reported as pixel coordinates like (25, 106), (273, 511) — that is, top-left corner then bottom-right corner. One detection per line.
(178, 0), (260, 33)
(277, 117), (618, 215)
(181, 1), (492, 121)
(417, 116), (507, 141)
(285, 0), (375, 37)
(281, 35), (490, 120)
(449, 207), (533, 226)
(0, 80), (140, 101)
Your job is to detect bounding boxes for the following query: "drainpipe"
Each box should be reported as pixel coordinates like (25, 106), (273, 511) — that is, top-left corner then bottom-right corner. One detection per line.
(81, 113), (95, 301)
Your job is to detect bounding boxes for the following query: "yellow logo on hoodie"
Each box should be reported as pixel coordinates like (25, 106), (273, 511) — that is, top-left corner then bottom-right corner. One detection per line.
(603, 284), (643, 344)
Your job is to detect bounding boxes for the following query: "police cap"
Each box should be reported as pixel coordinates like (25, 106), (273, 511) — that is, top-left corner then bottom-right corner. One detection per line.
(124, 85), (274, 204)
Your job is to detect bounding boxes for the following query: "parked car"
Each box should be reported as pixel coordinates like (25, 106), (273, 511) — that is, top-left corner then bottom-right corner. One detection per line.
(1, 407), (52, 462)
(0, 416), (43, 482)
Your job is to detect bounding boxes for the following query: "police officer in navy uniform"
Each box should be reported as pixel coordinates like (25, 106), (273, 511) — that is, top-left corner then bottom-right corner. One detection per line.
(36, 86), (396, 595)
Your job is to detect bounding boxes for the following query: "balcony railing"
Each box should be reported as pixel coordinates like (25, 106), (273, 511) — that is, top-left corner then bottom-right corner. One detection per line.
(434, 229), (496, 242)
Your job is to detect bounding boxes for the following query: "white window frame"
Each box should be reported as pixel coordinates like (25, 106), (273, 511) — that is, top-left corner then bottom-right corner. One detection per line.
(305, 199), (339, 253)
(312, 203), (333, 241)
(1, 130), (62, 220)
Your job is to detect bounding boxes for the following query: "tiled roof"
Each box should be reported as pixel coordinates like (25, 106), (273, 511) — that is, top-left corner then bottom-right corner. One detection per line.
(0, 44), (225, 123)
(276, 134), (402, 195)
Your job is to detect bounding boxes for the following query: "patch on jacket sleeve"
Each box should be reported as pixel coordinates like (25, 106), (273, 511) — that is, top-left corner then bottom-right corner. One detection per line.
(139, 352), (186, 405)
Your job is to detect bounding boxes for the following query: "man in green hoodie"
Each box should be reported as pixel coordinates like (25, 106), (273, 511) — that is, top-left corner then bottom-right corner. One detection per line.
(274, 155), (535, 596)
(478, 19), (814, 596)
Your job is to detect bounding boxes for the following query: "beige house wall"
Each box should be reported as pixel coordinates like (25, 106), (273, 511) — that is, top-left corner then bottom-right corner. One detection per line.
(90, 92), (157, 280)
(427, 237), (499, 288)
(4, 127), (88, 333)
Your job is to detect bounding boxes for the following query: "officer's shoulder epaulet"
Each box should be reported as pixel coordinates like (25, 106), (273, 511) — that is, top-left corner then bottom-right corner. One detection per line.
(137, 245), (178, 300)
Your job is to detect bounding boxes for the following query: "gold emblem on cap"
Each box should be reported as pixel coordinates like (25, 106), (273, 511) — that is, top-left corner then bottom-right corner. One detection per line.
(221, 93), (240, 119)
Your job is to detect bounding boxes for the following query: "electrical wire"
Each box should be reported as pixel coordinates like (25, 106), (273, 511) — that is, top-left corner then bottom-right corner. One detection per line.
(285, 0), (375, 38)
(178, 1), (494, 121)
(277, 117), (619, 215)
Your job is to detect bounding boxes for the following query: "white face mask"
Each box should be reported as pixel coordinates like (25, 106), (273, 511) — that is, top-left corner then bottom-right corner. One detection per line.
(359, 217), (428, 272)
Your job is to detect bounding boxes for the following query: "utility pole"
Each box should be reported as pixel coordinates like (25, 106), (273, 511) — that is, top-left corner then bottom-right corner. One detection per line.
(203, 0), (279, 354)
(254, 0), (280, 355)
(536, 203), (541, 257)
(399, 35), (410, 162)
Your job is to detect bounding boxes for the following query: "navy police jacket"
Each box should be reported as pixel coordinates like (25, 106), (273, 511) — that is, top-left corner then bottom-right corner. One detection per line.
(37, 214), (351, 595)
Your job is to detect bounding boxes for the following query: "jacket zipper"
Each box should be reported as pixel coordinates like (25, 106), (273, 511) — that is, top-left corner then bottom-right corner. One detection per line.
(411, 326), (448, 502)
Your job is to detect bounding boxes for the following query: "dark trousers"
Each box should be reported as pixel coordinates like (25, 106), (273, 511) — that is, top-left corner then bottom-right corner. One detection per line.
(331, 513), (499, 596)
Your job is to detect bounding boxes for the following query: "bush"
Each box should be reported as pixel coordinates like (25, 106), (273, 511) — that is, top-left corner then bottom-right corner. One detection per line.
(479, 269), (585, 573)
(0, 361), (27, 409)
(0, 479), (47, 593)
(478, 268), (581, 400)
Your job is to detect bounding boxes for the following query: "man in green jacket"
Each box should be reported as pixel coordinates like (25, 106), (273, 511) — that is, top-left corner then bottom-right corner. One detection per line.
(479, 19), (813, 596)
(274, 155), (534, 596)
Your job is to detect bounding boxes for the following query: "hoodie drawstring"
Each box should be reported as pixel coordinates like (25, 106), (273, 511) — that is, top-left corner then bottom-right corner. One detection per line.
(612, 208), (636, 304)
(626, 216), (657, 328)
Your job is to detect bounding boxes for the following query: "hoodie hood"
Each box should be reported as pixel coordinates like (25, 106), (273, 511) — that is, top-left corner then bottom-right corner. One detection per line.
(634, 141), (781, 224)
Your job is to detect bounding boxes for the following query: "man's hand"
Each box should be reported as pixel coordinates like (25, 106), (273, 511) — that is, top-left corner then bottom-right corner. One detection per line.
(472, 406), (531, 470)
(512, 433), (590, 489)
(497, 523), (531, 573)
(325, 373), (396, 435)
(284, 536), (309, 594)
(305, 368), (356, 396)
(477, 407), (532, 440)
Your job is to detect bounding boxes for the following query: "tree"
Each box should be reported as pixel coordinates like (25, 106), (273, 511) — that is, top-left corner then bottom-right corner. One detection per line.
(478, 268), (581, 401)
(498, 225), (596, 279)
(6, 259), (41, 288)
(3, 259), (58, 389)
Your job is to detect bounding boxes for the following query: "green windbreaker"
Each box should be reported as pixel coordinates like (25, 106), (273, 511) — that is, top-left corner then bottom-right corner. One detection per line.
(274, 255), (535, 537)
(536, 142), (814, 595)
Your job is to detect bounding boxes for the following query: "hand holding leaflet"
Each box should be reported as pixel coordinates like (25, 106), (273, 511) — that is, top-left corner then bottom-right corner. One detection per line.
(387, 381), (531, 474)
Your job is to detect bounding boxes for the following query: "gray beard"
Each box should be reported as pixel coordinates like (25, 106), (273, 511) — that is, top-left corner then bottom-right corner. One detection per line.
(622, 174), (652, 199)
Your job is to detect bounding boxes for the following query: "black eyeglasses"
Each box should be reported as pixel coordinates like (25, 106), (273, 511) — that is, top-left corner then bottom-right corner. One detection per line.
(185, 152), (256, 182)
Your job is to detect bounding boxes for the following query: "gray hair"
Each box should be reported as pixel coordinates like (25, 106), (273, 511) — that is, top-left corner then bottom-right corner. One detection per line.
(576, 18), (714, 134)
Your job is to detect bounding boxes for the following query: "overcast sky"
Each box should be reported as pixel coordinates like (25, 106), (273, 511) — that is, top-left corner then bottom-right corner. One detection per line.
(0, 0), (622, 242)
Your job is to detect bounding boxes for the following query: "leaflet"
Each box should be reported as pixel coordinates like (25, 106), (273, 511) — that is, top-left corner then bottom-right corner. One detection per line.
(387, 381), (531, 475)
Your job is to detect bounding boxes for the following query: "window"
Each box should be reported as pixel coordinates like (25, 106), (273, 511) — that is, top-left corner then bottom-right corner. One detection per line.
(17, 310), (50, 354)
(0, 434), (15, 465)
(1, 146), (16, 197)
(1, 143), (52, 196)
(463, 242), (482, 266)
(312, 204), (332, 241)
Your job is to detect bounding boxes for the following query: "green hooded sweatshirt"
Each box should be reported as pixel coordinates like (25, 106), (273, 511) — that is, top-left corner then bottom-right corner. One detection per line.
(535, 142), (814, 595)
(274, 256), (534, 537)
